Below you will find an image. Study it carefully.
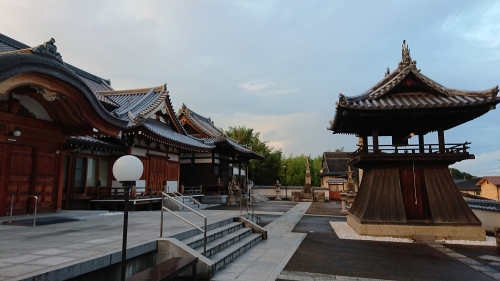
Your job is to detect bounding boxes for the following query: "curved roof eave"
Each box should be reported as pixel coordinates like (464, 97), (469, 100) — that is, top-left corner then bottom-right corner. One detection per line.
(0, 52), (127, 129)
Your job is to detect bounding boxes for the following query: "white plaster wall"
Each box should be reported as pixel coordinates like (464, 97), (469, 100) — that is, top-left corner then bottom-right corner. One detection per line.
(471, 209), (500, 233)
(251, 188), (329, 200)
(131, 147), (147, 157)
(168, 154), (179, 161)
(166, 181), (178, 193)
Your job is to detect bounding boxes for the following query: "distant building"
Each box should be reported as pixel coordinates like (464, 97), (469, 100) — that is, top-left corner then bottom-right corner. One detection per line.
(454, 178), (481, 196)
(177, 104), (263, 195)
(476, 176), (500, 201)
(319, 152), (358, 200)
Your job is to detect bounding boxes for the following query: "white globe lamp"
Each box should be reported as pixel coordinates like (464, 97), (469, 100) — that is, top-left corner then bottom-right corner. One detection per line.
(113, 155), (143, 281)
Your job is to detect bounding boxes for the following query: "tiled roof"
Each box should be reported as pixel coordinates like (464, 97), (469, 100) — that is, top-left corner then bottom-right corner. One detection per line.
(477, 176), (500, 186)
(466, 199), (500, 213)
(178, 103), (223, 137)
(0, 33), (117, 107)
(142, 119), (213, 151)
(321, 152), (357, 176)
(103, 85), (169, 124)
(329, 41), (500, 134)
(454, 178), (481, 190)
(178, 104), (262, 157)
(66, 135), (127, 152)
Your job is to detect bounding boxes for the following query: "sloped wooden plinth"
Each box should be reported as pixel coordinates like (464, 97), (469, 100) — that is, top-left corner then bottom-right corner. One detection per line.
(347, 164), (485, 241)
(347, 215), (486, 241)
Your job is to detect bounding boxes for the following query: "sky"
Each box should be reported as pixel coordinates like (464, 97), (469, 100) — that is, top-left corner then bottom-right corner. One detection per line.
(1, 1), (499, 176)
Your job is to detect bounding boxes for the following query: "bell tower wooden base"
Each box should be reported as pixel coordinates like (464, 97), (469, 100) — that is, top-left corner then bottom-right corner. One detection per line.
(348, 165), (485, 241)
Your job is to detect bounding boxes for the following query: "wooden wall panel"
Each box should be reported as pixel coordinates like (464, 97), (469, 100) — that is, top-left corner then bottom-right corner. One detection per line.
(7, 146), (33, 215)
(34, 149), (58, 212)
(167, 162), (179, 181)
(148, 156), (166, 192)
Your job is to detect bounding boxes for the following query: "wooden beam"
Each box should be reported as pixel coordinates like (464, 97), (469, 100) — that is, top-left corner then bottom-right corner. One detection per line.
(438, 129), (445, 153)
(419, 135), (424, 153)
(372, 128), (379, 153)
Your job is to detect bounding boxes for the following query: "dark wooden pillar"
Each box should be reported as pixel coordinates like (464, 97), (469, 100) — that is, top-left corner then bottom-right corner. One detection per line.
(438, 129), (445, 153)
(191, 152), (195, 186)
(418, 135), (424, 153)
(362, 136), (368, 152)
(372, 128), (379, 153)
(238, 161), (242, 182)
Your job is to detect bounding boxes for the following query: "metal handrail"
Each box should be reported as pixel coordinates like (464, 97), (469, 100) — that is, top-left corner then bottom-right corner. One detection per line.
(160, 192), (207, 256)
(173, 191), (203, 207)
(172, 191), (185, 204)
(9, 194), (38, 226)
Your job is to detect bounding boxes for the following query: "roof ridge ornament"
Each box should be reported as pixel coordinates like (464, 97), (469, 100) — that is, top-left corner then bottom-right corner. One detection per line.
(31, 38), (63, 63)
(398, 40), (416, 69)
(338, 93), (347, 105)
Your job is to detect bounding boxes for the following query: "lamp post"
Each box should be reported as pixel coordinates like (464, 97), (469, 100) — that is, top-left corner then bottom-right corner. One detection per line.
(283, 165), (287, 200)
(113, 155), (143, 281)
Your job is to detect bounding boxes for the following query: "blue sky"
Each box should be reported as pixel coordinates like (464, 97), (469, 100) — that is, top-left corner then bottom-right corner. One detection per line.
(1, 1), (499, 176)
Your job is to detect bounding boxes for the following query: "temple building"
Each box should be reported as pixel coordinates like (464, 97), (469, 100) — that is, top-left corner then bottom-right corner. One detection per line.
(177, 104), (263, 195)
(328, 41), (500, 240)
(0, 33), (212, 215)
(319, 151), (358, 200)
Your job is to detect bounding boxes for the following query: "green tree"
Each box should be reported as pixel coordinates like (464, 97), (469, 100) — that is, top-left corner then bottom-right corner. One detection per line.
(450, 168), (474, 179)
(225, 126), (282, 185)
(281, 154), (322, 186)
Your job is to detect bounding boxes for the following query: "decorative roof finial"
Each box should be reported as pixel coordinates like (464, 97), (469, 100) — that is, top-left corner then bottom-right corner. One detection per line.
(398, 40), (417, 69)
(31, 38), (63, 63)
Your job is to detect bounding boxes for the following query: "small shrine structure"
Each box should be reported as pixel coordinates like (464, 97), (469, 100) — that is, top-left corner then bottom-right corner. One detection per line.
(292, 158), (325, 202)
(328, 41), (500, 240)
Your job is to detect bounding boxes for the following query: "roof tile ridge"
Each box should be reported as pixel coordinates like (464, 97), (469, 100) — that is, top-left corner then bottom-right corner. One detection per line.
(98, 84), (166, 96)
(185, 108), (223, 137)
(140, 90), (169, 118)
(368, 68), (410, 100)
(447, 85), (499, 97)
(165, 92), (188, 135)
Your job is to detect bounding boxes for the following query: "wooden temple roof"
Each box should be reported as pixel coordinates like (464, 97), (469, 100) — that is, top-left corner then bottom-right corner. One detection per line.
(329, 40), (500, 136)
(102, 86), (213, 152)
(178, 104), (264, 159)
(320, 152), (357, 177)
(0, 33), (213, 152)
(0, 34), (118, 107)
(64, 135), (127, 152)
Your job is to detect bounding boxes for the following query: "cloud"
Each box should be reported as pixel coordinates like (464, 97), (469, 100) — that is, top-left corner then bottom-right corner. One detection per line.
(211, 111), (358, 157)
(238, 80), (274, 91)
(440, 2), (500, 48)
(451, 150), (500, 176)
(238, 80), (299, 97)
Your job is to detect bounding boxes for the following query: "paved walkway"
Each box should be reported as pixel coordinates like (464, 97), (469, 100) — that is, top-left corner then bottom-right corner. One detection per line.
(211, 202), (311, 281)
(1, 201), (500, 281)
(0, 209), (240, 281)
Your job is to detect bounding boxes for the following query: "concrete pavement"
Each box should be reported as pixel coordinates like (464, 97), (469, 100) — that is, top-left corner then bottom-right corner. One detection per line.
(1, 201), (500, 280)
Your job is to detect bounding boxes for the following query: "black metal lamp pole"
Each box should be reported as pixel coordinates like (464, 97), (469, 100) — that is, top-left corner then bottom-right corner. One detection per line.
(121, 181), (135, 281)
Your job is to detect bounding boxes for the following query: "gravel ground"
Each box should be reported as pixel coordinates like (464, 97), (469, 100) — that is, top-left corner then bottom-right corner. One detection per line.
(330, 221), (497, 246)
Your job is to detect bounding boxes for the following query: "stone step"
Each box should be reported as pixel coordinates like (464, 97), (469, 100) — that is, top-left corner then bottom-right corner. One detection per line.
(209, 233), (264, 272)
(194, 227), (253, 258)
(180, 222), (243, 249)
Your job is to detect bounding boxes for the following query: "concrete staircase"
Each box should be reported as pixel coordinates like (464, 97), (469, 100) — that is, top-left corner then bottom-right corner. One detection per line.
(160, 215), (266, 280)
(174, 196), (205, 211)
